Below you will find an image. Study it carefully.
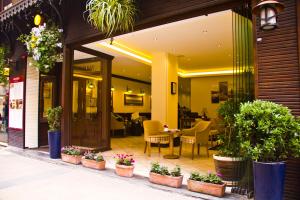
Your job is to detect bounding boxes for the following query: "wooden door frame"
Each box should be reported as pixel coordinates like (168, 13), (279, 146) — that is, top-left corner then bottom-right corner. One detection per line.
(61, 44), (113, 150)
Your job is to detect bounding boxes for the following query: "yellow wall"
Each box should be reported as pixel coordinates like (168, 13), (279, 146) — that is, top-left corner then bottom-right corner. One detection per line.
(112, 77), (151, 113)
(191, 75), (232, 119)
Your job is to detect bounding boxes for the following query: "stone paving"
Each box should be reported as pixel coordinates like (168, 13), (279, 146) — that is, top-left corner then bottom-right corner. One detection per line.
(0, 146), (246, 200)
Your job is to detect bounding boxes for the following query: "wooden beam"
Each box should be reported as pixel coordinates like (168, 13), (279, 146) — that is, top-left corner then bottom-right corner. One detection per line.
(75, 46), (114, 60)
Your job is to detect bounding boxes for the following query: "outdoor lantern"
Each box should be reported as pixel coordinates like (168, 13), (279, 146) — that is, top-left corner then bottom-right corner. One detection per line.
(34, 14), (44, 26)
(252, 0), (284, 31)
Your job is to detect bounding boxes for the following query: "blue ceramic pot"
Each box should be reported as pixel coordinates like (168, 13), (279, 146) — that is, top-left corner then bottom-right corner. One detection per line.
(48, 131), (61, 159)
(253, 161), (286, 200)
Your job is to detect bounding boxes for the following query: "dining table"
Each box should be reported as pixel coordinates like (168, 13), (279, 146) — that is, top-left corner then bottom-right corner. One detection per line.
(161, 129), (181, 159)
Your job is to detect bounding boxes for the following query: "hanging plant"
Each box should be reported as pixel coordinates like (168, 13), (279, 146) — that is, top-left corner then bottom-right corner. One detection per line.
(85, 0), (137, 37)
(18, 23), (63, 73)
(0, 45), (9, 84)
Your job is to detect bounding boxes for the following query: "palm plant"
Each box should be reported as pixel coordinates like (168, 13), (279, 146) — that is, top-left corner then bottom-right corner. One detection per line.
(85, 0), (137, 37)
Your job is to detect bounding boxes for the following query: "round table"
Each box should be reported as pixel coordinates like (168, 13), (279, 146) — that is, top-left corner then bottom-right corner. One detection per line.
(162, 129), (181, 159)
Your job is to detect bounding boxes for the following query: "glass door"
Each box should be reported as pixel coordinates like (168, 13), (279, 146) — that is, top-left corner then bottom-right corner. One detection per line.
(71, 51), (103, 148)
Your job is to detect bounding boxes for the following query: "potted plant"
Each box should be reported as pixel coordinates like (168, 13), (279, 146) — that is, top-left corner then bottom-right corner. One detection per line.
(187, 172), (226, 197)
(114, 154), (135, 177)
(0, 45), (9, 84)
(18, 23), (63, 73)
(61, 146), (82, 165)
(47, 106), (63, 159)
(149, 162), (183, 188)
(85, 0), (137, 37)
(235, 100), (300, 200)
(81, 151), (106, 170)
(213, 99), (246, 184)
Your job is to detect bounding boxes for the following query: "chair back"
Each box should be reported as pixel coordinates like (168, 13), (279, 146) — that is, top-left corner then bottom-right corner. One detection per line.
(143, 120), (163, 140)
(195, 121), (212, 145)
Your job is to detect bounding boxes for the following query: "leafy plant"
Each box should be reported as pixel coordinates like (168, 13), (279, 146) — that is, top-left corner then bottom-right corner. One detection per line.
(61, 146), (81, 156)
(189, 172), (223, 185)
(47, 106), (63, 132)
(0, 45), (8, 84)
(85, 0), (137, 36)
(84, 151), (104, 162)
(114, 154), (135, 166)
(18, 23), (63, 73)
(235, 100), (300, 162)
(216, 99), (241, 157)
(150, 162), (182, 177)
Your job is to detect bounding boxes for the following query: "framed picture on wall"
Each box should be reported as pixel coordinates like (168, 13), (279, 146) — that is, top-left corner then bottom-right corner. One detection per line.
(219, 81), (228, 101)
(211, 91), (220, 104)
(124, 94), (144, 106)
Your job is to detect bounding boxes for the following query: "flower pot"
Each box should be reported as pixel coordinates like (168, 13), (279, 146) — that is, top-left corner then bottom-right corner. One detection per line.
(213, 154), (246, 185)
(149, 172), (183, 188)
(187, 179), (226, 197)
(115, 164), (134, 177)
(81, 158), (106, 170)
(253, 161), (286, 200)
(61, 153), (82, 165)
(48, 131), (61, 159)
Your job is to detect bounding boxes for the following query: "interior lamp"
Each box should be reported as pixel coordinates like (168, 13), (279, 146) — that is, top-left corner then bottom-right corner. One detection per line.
(252, 0), (284, 31)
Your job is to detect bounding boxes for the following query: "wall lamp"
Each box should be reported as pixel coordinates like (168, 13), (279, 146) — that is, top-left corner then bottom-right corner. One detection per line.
(252, 0), (285, 31)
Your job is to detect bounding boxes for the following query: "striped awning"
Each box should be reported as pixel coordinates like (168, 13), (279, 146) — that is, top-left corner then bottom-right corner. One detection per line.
(0, 0), (39, 22)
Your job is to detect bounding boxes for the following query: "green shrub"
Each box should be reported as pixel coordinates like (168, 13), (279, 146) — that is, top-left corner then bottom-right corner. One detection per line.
(47, 106), (63, 131)
(235, 100), (300, 162)
(189, 172), (223, 185)
(150, 162), (181, 177)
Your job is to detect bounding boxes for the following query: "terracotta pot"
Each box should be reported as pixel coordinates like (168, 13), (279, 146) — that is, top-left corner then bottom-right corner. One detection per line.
(81, 158), (106, 170)
(149, 172), (183, 188)
(115, 164), (134, 177)
(187, 179), (226, 197)
(61, 153), (82, 165)
(213, 154), (246, 185)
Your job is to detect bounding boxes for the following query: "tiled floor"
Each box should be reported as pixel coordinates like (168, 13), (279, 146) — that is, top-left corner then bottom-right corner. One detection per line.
(102, 136), (217, 184)
(0, 131), (8, 144)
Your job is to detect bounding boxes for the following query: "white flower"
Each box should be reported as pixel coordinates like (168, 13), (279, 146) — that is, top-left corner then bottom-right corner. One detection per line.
(33, 54), (40, 61)
(32, 27), (41, 37)
(45, 65), (49, 69)
(58, 29), (63, 33)
(56, 43), (62, 48)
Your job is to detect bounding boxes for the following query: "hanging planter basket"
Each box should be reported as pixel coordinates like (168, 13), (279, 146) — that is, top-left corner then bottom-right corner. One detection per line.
(85, 0), (137, 37)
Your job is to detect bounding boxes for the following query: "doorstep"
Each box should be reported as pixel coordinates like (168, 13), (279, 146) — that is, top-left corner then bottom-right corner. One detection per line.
(3, 146), (246, 200)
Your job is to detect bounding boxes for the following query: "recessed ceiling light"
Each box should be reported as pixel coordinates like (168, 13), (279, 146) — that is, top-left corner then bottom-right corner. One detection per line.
(154, 37), (158, 41)
(202, 30), (208, 33)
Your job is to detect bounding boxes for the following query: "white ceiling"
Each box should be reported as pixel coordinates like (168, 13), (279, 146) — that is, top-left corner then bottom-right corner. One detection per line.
(77, 10), (233, 82)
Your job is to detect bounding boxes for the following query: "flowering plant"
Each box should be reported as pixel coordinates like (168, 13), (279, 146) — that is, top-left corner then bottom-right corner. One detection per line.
(114, 154), (135, 166)
(61, 146), (81, 156)
(0, 45), (8, 84)
(18, 23), (63, 73)
(84, 151), (104, 162)
(150, 162), (182, 177)
(189, 171), (223, 185)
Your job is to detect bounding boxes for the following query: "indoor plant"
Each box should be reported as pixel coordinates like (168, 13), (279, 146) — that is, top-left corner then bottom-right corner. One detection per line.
(149, 162), (183, 188)
(213, 99), (246, 184)
(187, 171), (226, 197)
(0, 45), (8, 84)
(235, 100), (300, 200)
(81, 151), (106, 170)
(61, 146), (82, 164)
(114, 154), (135, 177)
(47, 106), (63, 159)
(85, 0), (137, 37)
(18, 23), (63, 73)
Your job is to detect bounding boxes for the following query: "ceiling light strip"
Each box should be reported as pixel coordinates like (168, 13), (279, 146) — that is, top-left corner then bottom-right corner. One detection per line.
(178, 70), (235, 77)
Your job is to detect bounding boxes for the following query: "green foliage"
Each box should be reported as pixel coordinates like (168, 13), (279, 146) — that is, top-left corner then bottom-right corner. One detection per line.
(189, 172), (223, 185)
(114, 154), (135, 166)
(235, 100), (300, 162)
(86, 0), (137, 36)
(61, 146), (81, 156)
(150, 162), (181, 177)
(47, 106), (63, 131)
(18, 23), (62, 73)
(0, 45), (8, 84)
(217, 99), (241, 157)
(84, 151), (104, 162)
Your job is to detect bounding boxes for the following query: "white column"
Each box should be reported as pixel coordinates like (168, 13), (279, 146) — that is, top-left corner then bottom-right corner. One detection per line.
(25, 58), (39, 148)
(151, 53), (178, 129)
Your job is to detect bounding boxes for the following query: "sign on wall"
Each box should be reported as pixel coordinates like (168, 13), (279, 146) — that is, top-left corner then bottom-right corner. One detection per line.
(9, 76), (24, 130)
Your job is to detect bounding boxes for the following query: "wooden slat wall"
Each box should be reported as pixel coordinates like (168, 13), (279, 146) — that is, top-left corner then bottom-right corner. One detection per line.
(254, 0), (300, 116)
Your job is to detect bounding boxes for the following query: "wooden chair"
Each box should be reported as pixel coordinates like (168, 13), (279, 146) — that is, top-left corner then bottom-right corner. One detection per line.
(179, 120), (212, 159)
(143, 120), (170, 157)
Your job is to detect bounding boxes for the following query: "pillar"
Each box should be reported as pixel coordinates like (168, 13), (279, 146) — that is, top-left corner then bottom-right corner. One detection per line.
(151, 52), (178, 129)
